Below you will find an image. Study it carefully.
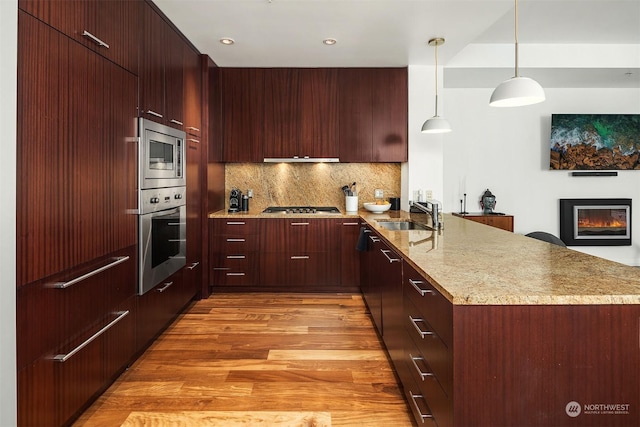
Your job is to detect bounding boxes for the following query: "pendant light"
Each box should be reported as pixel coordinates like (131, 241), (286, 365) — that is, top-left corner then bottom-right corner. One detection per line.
(422, 37), (452, 134)
(489, 0), (545, 107)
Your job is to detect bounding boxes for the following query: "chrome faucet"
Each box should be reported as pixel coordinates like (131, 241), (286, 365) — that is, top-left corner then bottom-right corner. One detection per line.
(409, 199), (442, 230)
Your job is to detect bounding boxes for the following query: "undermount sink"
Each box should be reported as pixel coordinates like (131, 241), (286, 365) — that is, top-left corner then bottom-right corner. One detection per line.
(376, 220), (432, 231)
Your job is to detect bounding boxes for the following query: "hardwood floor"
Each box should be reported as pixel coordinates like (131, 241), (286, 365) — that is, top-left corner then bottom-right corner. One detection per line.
(73, 293), (414, 426)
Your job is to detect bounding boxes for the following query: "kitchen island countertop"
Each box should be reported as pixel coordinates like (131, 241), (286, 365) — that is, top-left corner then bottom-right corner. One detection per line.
(209, 208), (640, 305)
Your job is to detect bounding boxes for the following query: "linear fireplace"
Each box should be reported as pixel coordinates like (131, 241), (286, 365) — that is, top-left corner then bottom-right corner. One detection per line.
(559, 198), (631, 246)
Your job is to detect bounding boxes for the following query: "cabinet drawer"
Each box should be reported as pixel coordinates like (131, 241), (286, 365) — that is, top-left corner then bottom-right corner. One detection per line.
(212, 268), (259, 287)
(260, 252), (341, 288)
(210, 218), (259, 235)
(215, 235), (260, 252)
(17, 246), (136, 368)
(404, 329), (453, 427)
(404, 268), (453, 346)
(404, 297), (451, 394)
(260, 218), (339, 252)
(401, 369), (437, 427)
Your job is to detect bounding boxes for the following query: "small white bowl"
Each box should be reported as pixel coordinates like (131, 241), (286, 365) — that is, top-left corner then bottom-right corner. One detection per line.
(363, 202), (391, 213)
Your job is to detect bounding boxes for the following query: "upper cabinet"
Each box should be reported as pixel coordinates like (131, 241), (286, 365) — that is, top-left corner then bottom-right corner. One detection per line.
(339, 68), (408, 162)
(184, 47), (203, 138)
(263, 68), (339, 159)
(220, 68), (266, 162)
(219, 67), (407, 163)
(18, 0), (140, 74)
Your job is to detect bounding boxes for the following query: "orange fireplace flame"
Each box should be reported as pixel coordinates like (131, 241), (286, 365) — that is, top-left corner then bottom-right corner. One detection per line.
(577, 218), (627, 228)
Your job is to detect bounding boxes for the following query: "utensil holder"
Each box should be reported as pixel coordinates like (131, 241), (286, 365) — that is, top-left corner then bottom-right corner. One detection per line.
(345, 195), (358, 212)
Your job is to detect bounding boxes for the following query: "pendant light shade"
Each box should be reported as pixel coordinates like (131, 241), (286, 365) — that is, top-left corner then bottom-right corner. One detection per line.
(422, 37), (452, 134)
(489, 0), (545, 107)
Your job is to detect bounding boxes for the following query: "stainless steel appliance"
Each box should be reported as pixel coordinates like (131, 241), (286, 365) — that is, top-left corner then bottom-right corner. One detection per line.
(137, 118), (187, 295)
(261, 206), (341, 214)
(139, 118), (186, 190)
(138, 186), (186, 294)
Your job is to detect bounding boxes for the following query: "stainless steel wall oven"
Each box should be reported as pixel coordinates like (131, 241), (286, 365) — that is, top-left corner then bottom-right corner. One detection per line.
(138, 119), (187, 294)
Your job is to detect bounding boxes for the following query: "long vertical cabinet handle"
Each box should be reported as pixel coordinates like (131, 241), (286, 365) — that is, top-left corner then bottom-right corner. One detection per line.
(50, 256), (129, 289)
(82, 30), (110, 48)
(409, 391), (434, 423)
(53, 311), (129, 362)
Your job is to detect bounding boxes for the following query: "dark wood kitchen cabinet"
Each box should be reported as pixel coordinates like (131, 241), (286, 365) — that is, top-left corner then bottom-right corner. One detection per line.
(17, 11), (139, 426)
(220, 68), (266, 162)
(185, 134), (203, 297)
(184, 47), (203, 138)
(18, 0), (141, 73)
(452, 212), (514, 232)
(17, 246), (136, 427)
(259, 218), (341, 290)
(209, 218), (261, 288)
(338, 68), (408, 162)
(360, 228), (382, 331)
(338, 219), (361, 289)
(263, 68), (339, 159)
(17, 10), (138, 287)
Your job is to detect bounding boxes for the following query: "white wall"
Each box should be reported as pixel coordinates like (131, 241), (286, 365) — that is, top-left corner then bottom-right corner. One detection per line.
(1, 0), (18, 424)
(440, 86), (640, 265)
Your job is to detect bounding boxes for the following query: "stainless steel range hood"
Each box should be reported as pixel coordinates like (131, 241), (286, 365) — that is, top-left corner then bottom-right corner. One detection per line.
(263, 156), (339, 163)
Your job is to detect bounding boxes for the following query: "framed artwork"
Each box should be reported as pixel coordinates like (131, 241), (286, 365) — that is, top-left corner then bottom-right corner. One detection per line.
(550, 114), (640, 170)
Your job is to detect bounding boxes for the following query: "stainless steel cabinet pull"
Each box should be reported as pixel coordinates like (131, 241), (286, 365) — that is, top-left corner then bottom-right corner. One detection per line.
(409, 316), (434, 339)
(226, 238), (246, 242)
(410, 354), (434, 381)
(409, 279), (435, 297)
(226, 272), (245, 276)
(187, 138), (200, 144)
(290, 222), (309, 226)
(82, 30), (109, 48)
(187, 262), (200, 270)
(226, 221), (246, 225)
(381, 249), (400, 263)
(51, 256), (129, 289)
(157, 281), (173, 293)
(226, 255), (246, 259)
(342, 222), (359, 226)
(187, 126), (200, 133)
(145, 110), (163, 118)
(170, 119), (184, 126)
(291, 255), (310, 260)
(363, 229), (371, 233)
(369, 235), (380, 243)
(53, 311), (128, 362)
(409, 391), (433, 423)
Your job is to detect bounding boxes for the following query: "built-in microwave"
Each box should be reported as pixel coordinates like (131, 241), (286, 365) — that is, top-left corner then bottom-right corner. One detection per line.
(139, 118), (186, 190)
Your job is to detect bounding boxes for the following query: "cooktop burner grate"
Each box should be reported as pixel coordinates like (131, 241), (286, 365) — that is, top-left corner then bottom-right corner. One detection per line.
(262, 206), (341, 214)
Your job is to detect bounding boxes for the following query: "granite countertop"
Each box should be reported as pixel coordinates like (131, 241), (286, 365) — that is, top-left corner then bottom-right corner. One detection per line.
(209, 208), (640, 305)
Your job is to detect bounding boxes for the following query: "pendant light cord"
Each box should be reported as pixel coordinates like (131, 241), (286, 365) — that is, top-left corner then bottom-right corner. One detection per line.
(514, 0), (519, 77)
(434, 41), (439, 116)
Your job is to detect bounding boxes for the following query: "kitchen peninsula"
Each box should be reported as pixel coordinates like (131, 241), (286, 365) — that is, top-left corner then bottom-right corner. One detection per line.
(210, 208), (640, 426)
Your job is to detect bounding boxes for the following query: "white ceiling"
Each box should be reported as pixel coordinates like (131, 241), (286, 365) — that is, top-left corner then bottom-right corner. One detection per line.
(153, 0), (640, 88)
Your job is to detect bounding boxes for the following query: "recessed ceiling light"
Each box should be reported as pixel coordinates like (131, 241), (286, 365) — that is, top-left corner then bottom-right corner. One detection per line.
(323, 38), (337, 46)
(220, 38), (235, 45)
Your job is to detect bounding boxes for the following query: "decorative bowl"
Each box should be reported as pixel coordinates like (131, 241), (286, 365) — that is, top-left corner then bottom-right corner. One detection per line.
(363, 202), (392, 213)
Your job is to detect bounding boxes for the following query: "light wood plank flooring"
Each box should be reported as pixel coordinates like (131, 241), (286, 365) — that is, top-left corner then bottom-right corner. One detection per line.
(73, 293), (414, 426)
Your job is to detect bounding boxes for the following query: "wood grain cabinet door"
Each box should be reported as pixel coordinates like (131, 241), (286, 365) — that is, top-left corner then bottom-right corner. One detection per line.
(221, 68), (265, 162)
(17, 11), (138, 286)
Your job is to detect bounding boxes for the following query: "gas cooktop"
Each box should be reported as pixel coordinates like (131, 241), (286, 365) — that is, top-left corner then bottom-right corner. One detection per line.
(262, 206), (341, 214)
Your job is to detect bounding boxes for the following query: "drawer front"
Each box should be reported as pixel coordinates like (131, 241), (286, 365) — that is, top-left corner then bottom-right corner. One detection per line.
(404, 297), (452, 395)
(404, 329), (453, 427)
(401, 368), (438, 427)
(17, 246), (136, 368)
(210, 218), (259, 235)
(260, 218), (339, 252)
(216, 235), (260, 252)
(404, 269), (453, 346)
(212, 268), (259, 287)
(260, 252), (341, 288)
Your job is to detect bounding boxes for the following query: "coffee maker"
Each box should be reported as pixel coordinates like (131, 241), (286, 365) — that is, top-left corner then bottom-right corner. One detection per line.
(228, 188), (242, 213)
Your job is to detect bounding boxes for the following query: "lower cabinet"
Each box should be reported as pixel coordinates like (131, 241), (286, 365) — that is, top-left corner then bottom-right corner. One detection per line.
(209, 217), (358, 292)
(136, 268), (195, 353)
(17, 246), (137, 427)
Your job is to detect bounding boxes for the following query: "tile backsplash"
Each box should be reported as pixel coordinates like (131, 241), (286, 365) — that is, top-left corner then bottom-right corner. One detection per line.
(225, 163), (401, 212)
